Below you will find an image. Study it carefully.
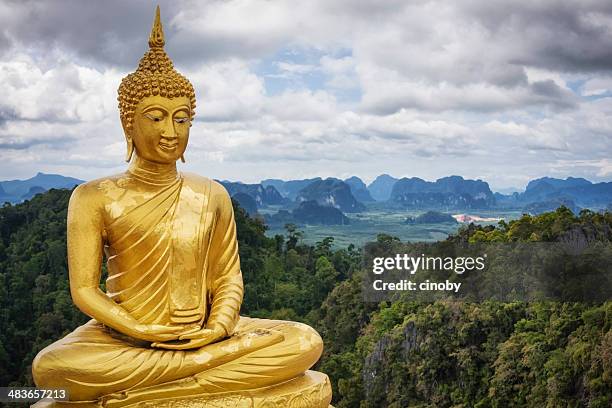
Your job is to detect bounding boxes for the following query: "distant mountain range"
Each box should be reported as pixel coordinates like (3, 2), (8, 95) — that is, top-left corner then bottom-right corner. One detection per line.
(495, 176), (612, 212)
(262, 178), (322, 201)
(3, 172), (611, 225)
(0, 173), (83, 203)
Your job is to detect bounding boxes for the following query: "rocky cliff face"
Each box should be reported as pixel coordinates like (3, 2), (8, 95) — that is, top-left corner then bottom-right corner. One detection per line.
(296, 178), (366, 213)
(390, 176), (495, 209)
(363, 321), (418, 400)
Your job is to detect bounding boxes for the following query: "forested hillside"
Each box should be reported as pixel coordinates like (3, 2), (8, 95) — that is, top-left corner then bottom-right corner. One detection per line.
(0, 189), (86, 387)
(0, 190), (610, 407)
(317, 208), (611, 407)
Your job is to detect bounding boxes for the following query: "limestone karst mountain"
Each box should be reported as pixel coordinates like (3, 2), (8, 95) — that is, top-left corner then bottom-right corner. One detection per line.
(231, 192), (258, 216)
(219, 181), (288, 208)
(367, 174), (398, 201)
(265, 200), (350, 226)
(344, 176), (375, 202)
(390, 175), (496, 209)
(405, 211), (458, 224)
(295, 178), (366, 213)
(262, 178), (322, 201)
(495, 177), (612, 210)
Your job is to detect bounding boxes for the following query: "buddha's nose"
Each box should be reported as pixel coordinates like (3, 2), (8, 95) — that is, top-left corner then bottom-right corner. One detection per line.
(160, 121), (177, 139)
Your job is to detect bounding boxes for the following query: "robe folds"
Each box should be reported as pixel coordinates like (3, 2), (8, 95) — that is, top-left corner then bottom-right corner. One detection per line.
(32, 174), (323, 402)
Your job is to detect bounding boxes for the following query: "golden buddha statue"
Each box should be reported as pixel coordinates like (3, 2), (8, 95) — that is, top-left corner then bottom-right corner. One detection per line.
(31, 7), (332, 408)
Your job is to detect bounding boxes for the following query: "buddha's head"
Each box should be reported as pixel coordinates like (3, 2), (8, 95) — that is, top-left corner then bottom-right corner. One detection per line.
(118, 6), (196, 164)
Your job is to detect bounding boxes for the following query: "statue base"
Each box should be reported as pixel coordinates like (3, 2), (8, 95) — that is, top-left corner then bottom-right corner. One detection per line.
(31, 370), (332, 408)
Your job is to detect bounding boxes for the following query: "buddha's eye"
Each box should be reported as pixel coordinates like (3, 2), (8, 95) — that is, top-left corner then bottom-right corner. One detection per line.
(174, 117), (190, 124)
(144, 113), (163, 122)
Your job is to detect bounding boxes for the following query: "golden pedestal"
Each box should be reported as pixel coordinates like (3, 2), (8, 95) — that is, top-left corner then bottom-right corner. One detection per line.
(31, 370), (332, 408)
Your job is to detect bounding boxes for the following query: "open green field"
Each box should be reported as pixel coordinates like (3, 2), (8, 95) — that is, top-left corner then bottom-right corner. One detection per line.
(264, 208), (524, 248)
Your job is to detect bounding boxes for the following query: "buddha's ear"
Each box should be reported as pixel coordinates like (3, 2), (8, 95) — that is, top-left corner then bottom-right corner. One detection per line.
(120, 117), (130, 139)
(125, 138), (134, 163)
(121, 119), (134, 162)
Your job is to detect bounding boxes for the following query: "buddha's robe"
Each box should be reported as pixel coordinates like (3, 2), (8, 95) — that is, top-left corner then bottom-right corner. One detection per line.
(32, 173), (323, 403)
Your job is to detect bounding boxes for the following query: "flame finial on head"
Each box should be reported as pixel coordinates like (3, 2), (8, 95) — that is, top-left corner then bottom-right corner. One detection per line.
(149, 5), (165, 49)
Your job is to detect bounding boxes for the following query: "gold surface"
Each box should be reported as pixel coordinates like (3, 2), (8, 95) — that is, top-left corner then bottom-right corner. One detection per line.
(31, 6), (330, 407)
(32, 371), (332, 408)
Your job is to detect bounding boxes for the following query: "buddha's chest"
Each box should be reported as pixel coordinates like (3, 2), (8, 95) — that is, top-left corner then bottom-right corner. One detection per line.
(166, 185), (209, 314)
(104, 179), (214, 324)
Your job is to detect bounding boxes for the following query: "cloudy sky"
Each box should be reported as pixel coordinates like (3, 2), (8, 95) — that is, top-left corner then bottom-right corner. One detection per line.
(1, 0), (611, 191)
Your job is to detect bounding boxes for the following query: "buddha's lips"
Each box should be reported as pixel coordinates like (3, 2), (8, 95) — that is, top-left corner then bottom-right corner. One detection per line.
(159, 142), (178, 150)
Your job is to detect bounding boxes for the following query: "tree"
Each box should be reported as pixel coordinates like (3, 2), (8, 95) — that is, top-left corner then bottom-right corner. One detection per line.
(314, 256), (338, 306)
(284, 223), (303, 251)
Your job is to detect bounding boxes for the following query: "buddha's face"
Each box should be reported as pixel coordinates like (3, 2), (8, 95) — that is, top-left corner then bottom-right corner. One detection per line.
(130, 95), (192, 164)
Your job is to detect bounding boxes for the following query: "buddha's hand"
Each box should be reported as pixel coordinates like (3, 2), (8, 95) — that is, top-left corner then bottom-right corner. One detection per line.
(132, 323), (185, 343)
(151, 325), (226, 350)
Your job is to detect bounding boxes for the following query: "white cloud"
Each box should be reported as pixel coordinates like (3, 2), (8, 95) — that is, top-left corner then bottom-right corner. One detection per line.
(275, 62), (316, 76)
(263, 90), (337, 121)
(0, 54), (122, 123)
(185, 60), (265, 121)
(581, 77), (612, 96)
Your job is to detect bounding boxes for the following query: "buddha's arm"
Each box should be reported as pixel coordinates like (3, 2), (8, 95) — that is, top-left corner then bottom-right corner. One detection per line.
(206, 185), (244, 335)
(67, 184), (184, 342)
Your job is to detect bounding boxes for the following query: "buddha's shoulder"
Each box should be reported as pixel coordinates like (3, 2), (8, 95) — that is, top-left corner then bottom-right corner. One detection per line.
(180, 172), (211, 186)
(68, 173), (130, 203)
(181, 172), (231, 199)
(181, 173), (233, 215)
